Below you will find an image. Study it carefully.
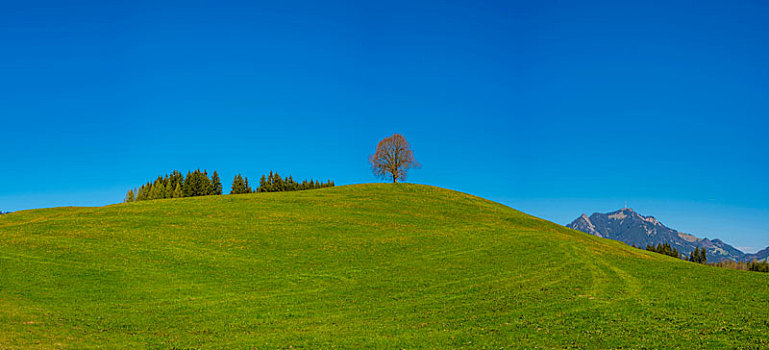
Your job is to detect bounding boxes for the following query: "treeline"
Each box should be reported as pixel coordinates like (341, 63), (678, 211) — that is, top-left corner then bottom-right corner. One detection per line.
(125, 170), (222, 202)
(747, 260), (769, 272)
(688, 246), (707, 264)
(231, 171), (334, 194)
(633, 242), (708, 264)
(711, 259), (769, 273)
(633, 241), (768, 274)
(643, 243), (681, 259)
(0, 211), (9, 215)
(126, 170), (334, 202)
(634, 242), (708, 264)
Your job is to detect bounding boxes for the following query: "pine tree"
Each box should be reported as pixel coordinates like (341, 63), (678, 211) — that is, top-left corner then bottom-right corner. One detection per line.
(125, 189), (135, 203)
(149, 181), (165, 200)
(273, 172), (283, 191)
(689, 247), (707, 264)
(201, 170), (213, 196)
(244, 177), (252, 193)
(231, 174), (248, 194)
(137, 182), (151, 201)
(164, 180), (174, 198)
(173, 183), (183, 198)
(258, 175), (268, 193)
(211, 171), (223, 195)
(183, 171), (194, 197)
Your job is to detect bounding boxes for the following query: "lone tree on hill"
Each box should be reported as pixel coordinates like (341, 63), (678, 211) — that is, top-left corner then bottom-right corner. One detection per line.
(369, 133), (419, 183)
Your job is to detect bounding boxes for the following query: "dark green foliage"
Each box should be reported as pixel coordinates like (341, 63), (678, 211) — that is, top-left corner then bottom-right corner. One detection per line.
(128, 170), (333, 199)
(689, 247), (708, 264)
(711, 259), (769, 273)
(748, 260), (769, 272)
(173, 183), (183, 199)
(184, 170), (213, 197)
(689, 247), (699, 263)
(230, 174), (252, 195)
(272, 172), (283, 191)
(149, 180), (165, 200)
(124, 189), (135, 203)
(255, 171), (334, 193)
(258, 175), (268, 193)
(211, 171), (223, 195)
(129, 170), (219, 201)
(644, 242), (680, 259)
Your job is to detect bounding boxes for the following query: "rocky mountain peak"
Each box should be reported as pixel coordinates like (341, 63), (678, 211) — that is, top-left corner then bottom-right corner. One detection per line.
(566, 208), (756, 262)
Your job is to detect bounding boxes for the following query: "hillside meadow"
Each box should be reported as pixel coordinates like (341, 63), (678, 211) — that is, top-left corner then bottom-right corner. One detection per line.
(0, 184), (767, 348)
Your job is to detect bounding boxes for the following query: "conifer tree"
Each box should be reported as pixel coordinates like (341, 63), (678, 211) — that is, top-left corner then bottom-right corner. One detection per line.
(259, 175), (268, 193)
(164, 181), (174, 199)
(137, 182), (150, 201)
(173, 183), (183, 198)
(201, 170), (213, 196)
(273, 172), (283, 191)
(244, 177), (252, 193)
(211, 171), (223, 195)
(231, 174), (249, 194)
(183, 171), (194, 197)
(150, 181), (165, 200)
(125, 189), (135, 203)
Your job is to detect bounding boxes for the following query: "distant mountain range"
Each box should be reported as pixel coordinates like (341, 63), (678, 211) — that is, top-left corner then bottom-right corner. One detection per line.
(567, 208), (769, 262)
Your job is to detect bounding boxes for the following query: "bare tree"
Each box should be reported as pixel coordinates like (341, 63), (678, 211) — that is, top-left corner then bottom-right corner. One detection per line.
(369, 134), (419, 183)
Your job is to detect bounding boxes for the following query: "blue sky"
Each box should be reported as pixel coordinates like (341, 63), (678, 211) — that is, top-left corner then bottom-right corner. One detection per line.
(1, 0), (767, 252)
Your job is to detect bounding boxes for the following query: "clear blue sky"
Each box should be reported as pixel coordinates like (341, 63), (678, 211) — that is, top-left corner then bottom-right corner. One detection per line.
(1, 0), (767, 252)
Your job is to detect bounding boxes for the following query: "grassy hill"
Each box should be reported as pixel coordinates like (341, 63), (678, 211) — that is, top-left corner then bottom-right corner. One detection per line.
(0, 184), (767, 349)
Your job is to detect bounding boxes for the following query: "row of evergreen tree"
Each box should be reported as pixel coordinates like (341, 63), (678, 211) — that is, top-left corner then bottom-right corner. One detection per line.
(644, 242), (681, 259)
(747, 260), (769, 272)
(688, 246), (708, 264)
(126, 170), (334, 202)
(633, 242), (708, 264)
(635, 241), (768, 273)
(230, 171), (335, 194)
(711, 259), (769, 273)
(125, 170), (222, 202)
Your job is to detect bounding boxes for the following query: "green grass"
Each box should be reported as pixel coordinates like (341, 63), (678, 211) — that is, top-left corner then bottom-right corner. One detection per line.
(0, 183), (767, 349)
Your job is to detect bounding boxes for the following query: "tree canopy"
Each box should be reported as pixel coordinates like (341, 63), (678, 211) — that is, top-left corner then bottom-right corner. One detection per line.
(645, 242), (680, 259)
(689, 247), (708, 264)
(369, 134), (419, 183)
(127, 170), (335, 201)
(127, 170), (221, 202)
